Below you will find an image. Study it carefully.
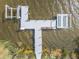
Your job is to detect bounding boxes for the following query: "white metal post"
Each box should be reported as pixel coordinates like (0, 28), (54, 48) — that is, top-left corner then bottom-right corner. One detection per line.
(69, 14), (72, 28)
(11, 7), (13, 19)
(17, 6), (21, 19)
(5, 5), (8, 18)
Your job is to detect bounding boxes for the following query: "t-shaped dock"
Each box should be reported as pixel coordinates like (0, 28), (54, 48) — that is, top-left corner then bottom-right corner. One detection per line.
(5, 5), (71, 59)
(20, 6), (56, 59)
